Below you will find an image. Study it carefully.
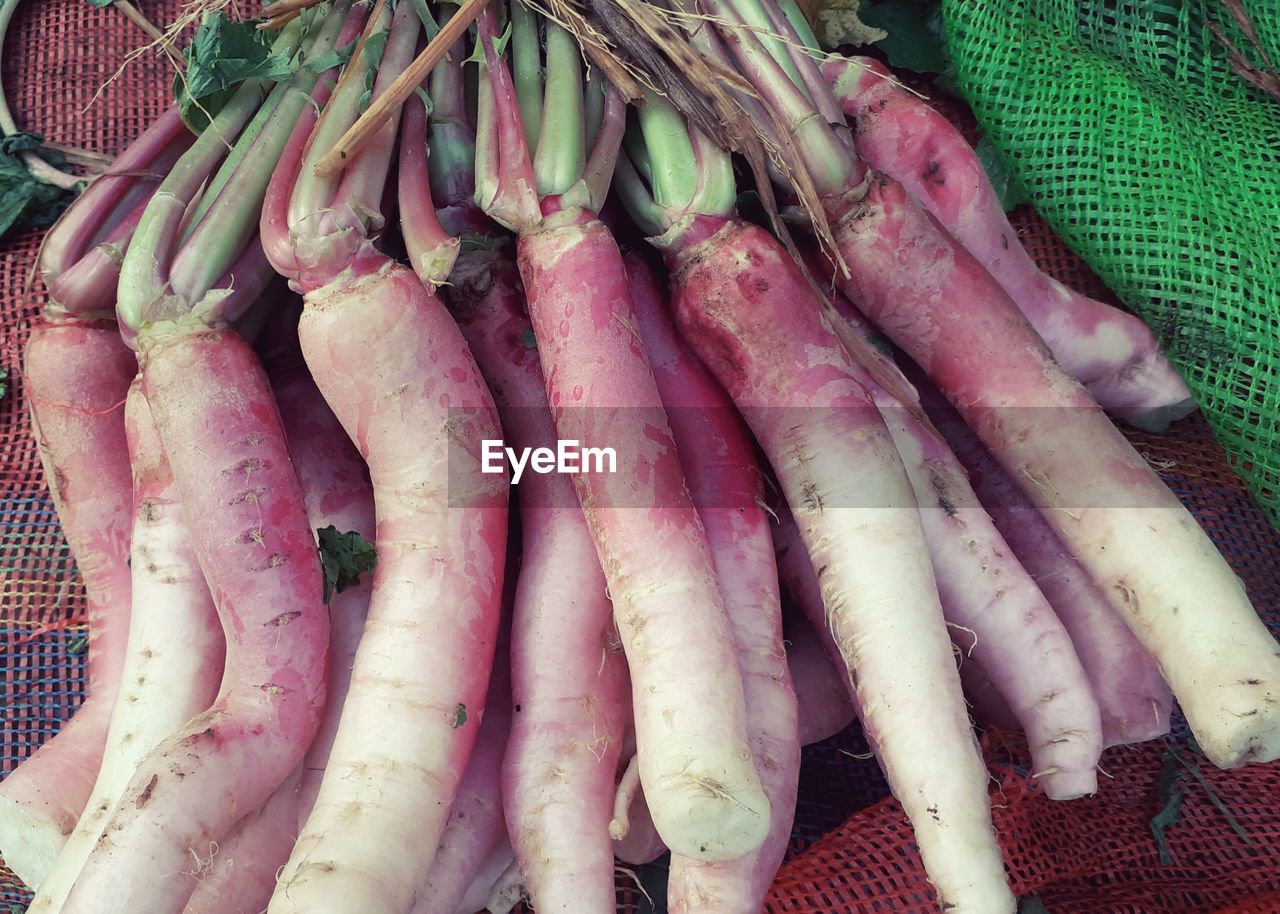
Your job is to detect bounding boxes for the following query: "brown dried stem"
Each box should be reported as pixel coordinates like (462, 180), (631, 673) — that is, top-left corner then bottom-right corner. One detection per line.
(312, 0), (490, 178)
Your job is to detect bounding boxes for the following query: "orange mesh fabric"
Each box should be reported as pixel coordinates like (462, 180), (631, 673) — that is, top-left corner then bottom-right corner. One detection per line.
(768, 735), (1280, 913)
(1, 3), (1277, 912)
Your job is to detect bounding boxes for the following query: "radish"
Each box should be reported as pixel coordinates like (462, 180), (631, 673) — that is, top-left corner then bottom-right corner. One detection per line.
(957, 658), (1021, 734)
(814, 286), (1103, 799)
(59, 11), (355, 912)
(821, 52), (1194, 430)
(783, 613), (856, 746)
(471, 5), (768, 861)
(409, 647), (512, 914)
(0, 321), (135, 889)
(414, 44), (627, 895)
(445, 245), (626, 912)
(0, 104), (193, 889)
(873, 396), (1102, 798)
(616, 89), (1012, 911)
(261, 6), (508, 911)
(182, 770), (302, 914)
(26, 380), (225, 913)
(625, 252), (800, 913)
(671, 219), (1007, 910)
(452, 838), (518, 914)
(832, 175), (1280, 770)
(915, 372), (1174, 746)
(267, 345), (375, 820)
(709, 0), (1280, 771)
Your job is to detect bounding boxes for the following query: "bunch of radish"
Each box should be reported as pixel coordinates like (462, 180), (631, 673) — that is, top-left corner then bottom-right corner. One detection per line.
(1, 1), (1276, 912)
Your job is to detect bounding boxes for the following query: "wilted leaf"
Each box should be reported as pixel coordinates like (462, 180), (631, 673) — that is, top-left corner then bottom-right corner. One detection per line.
(810, 0), (887, 50)
(317, 525), (377, 603)
(0, 143), (80, 240)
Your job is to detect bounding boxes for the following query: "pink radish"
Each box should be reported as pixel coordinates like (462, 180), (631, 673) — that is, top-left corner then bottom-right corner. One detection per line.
(0, 105), (192, 886)
(0, 320), (135, 889)
(916, 374), (1173, 746)
(261, 7), (508, 911)
(268, 350), (375, 820)
(783, 613), (855, 746)
(443, 243), (626, 913)
(822, 55), (1193, 430)
(666, 215), (1012, 913)
(472, 7), (768, 861)
(617, 79), (1008, 907)
(626, 253), (800, 913)
(817, 291), (1103, 799)
(412, 34), (631, 882)
(60, 12), (357, 910)
(27, 380), (224, 913)
(706, 0), (1278, 771)
(831, 173), (1280, 769)
(57, 327), (329, 914)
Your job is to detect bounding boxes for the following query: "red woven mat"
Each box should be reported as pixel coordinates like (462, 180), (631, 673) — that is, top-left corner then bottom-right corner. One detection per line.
(1, 4), (1278, 913)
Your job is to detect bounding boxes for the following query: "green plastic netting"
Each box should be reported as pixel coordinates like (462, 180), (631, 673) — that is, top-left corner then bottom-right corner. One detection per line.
(940, 0), (1280, 527)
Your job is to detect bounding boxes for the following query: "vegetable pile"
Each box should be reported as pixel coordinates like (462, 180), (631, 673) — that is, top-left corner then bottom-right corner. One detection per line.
(1, 1), (1276, 913)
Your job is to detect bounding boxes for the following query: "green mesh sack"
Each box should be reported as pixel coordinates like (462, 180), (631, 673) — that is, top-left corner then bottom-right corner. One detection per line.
(939, 0), (1280, 527)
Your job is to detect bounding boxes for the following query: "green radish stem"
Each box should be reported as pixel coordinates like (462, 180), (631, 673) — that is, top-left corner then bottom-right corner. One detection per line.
(532, 23), (585, 197)
(510, 0), (544, 149)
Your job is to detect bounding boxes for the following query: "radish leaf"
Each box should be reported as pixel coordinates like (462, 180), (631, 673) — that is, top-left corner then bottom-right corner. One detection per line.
(0, 138), (80, 240)
(1150, 743), (1187, 864)
(317, 525), (377, 603)
(174, 13), (295, 131)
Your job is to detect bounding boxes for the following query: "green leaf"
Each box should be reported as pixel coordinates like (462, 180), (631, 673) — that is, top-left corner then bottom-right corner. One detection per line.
(974, 135), (1029, 212)
(0, 145), (80, 241)
(1166, 742), (1252, 846)
(857, 1), (948, 73)
(1151, 743), (1187, 864)
(451, 703), (468, 728)
(86, 0), (115, 7)
(0, 132), (46, 156)
(520, 328), (537, 349)
(174, 13), (296, 131)
(66, 635), (89, 656)
(316, 526), (377, 604)
(358, 29), (392, 112)
(303, 37), (359, 74)
(1151, 737), (1253, 866)
(0, 367), (8, 399)
(1017, 898), (1050, 914)
(458, 231), (502, 254)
